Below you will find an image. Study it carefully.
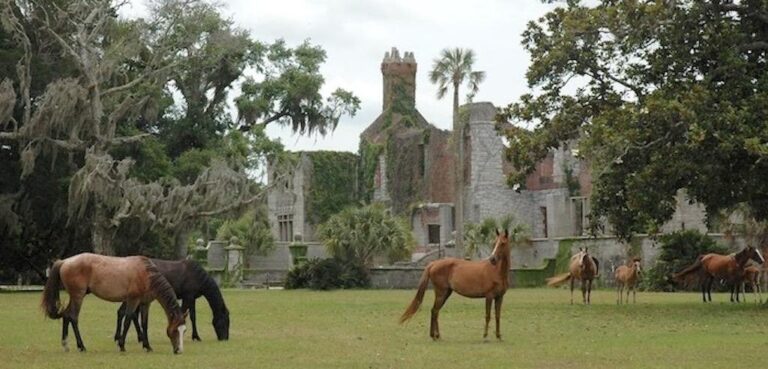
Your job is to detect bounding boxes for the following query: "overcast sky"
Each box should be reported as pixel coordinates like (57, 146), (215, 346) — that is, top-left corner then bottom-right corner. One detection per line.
(123, 0), (561, 153)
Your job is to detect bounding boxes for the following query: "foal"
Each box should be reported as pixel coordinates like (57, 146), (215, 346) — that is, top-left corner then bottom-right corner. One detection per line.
(734, 265), (762, 304)
(614, 258), (642, 304)
(400, 229), (510, 340)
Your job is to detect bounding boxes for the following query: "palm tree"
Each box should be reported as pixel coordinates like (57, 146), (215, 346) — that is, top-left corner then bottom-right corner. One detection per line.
(429, 48), (485, 256)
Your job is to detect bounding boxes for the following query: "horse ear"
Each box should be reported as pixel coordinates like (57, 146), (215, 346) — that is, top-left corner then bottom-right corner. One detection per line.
(504, 229), (508, 237)
(495, 228), (500, 236)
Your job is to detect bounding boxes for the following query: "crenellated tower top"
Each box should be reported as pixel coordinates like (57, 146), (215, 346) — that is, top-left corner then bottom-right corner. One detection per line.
(381, 47), (416, 111)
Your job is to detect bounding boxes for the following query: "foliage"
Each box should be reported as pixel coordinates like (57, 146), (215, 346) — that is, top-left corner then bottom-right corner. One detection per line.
(215, 207), (275, 257)
(500, 0), (768, 240)
(385, 131), (427, 215)
(305, 151), (358, 224)
(642, 230), (729, 292)
(0, 0), (357, 274)
(357, 139), (384, 203)
(235, 40), (361, 136)
(318, 204), (415, 266)
(284, 258), (370, 290)
(463, 214), (530, 259)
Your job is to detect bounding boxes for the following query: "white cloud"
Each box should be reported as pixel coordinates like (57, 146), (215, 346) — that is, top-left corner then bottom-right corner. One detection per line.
(124, 0), (559, 153)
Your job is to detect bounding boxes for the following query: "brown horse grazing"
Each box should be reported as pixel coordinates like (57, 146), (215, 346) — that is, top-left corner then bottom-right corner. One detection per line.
(614, 258), (642, 304)
(734, 265), (763, 304)
(673, 246), (765, 303)
(400, 229), (510, 341)
(41, 253), (188, 354)
(546, 248), (599, 304)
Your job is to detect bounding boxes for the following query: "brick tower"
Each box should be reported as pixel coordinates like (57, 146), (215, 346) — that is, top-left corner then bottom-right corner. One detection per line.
(381, 47), (416, 111)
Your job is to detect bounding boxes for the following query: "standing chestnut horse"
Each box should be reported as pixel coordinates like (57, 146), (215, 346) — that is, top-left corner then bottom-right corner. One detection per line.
(614, 258), (642, 304)
(41, 253), (188, 353)
(546, 248), (599, 304)
(400, 229), (510, 340)
(673, 246), (764, 303)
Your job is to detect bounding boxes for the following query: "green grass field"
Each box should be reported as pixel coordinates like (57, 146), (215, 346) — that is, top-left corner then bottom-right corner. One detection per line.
(0, 288), (765, 369)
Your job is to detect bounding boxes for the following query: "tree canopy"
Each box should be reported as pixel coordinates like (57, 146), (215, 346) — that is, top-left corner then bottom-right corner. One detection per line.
(499, 0), (768, 239)
(0, 0), (359, 279)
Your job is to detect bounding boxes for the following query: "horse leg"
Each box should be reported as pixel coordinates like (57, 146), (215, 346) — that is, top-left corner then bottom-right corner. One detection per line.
(632, 284), (637, 304)
(132, 309), (143, 343)
(185, 298), (201, 341)
(580, 279), (587, 305)
(430, 289), (452, 340)
(65, 295), (86, 352)
(119, 301), (140, 352)
(706, 277), (713, 302)
(616, 284), (621, 305)
(483, 297), (492, 339)
(114, 303), (125, 342)
(570, 278), (575, 305)
(61, 316), (70, 352)
(756, 281), (763, 304)
(139, 303), (152, 352)
(494, 294), (504, 340)
(587, 279), (593, 305)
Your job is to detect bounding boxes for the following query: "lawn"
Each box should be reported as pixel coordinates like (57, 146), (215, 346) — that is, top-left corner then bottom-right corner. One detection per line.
(0, 288), (765, 369)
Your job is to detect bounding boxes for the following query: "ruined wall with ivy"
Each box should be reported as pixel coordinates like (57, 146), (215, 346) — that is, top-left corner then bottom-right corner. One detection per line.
(305, 151), (359, 226)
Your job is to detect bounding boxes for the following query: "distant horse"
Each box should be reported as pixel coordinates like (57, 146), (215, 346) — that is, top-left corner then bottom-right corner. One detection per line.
(546, 248), (599, 304)
(614, 258), (642, 304)
(400, 229), (511, 340)
(41, 253), (187, 353)
(734, 265), (763, 304)
(114, 258), (229, 343)
(673, 246), (764, 303)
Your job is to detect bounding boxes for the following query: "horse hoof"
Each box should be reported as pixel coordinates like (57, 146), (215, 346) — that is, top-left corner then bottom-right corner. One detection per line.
(192, 336), (201, 342)
(78, 347), (86, 353)
(143, 346), (153, 353)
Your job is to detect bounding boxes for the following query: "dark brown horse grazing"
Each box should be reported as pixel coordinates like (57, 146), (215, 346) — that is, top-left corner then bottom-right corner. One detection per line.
(400, 229), (510, 340)
(546, 248), (599, 304)
(114, 258), (230, 343)
(614, 258), (642, 304)
(673, 246), (765, 303)
(41, 253), (188, 353)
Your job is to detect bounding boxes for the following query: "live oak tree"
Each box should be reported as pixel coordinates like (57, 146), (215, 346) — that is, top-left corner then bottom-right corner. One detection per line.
(499, 0), (768, 240)
(0, 0), (359, 274)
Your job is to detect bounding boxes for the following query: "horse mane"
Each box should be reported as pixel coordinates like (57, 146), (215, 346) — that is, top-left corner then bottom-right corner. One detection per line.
(184, 260), (228, 316)
(142, 258), (180, 316)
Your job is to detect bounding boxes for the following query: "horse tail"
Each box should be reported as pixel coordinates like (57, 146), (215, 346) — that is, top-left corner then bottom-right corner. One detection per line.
(41, 260), (64, 319)
(399, 264), (431, 324)
(673, 256), (703, 281)
(546, 273), (572, 287)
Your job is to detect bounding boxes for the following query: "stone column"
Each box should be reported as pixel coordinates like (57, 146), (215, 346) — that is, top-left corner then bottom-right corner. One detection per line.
(192, 238), (208, 267)
(288, 233), (308, 267)
(224, 237), (245, 286)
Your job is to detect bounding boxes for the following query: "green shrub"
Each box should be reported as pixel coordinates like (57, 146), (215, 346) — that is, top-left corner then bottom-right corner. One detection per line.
(642, 230), (729, 291)
(284, 258), (370, 290)
(319, 203), (414, 265)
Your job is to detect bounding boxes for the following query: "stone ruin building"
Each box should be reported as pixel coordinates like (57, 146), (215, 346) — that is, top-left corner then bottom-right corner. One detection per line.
(251, 47), (735, 287)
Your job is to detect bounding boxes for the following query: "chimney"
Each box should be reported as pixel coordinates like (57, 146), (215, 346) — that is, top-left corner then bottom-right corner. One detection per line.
(381, 47), (416, 111)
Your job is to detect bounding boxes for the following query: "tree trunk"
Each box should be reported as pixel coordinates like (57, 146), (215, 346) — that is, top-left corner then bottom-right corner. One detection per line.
(175, 227), (191, 259)
(452, 83), (464, 256)
(91, 208), (115, 255)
